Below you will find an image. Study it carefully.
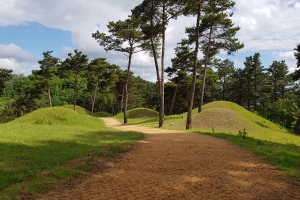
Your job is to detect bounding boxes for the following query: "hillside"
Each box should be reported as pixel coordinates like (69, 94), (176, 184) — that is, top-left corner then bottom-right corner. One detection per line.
(9, 105), (104, 128)
(164, 101), (300, 145)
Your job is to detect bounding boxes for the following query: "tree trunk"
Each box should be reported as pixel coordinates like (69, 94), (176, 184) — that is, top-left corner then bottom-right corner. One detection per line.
(73, 73), (78, 110)
(91, 80), (98, 116)
(150, 0), (162, 127)
(121, 85), (125, 113)
(198, 27), (212, 113)
(124, 47), (133, 124)
(222, 76), (226, 101)
(294, 114), (300, 134)
(158, 3), (166, 127)
(47, 84), (52, 107)
(170, 82), (179, 115)
(186, 4), (201, 130)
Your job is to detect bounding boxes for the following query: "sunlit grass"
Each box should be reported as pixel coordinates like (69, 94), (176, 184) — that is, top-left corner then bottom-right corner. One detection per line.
(0, 106), (143, 199)
(115, 108), (158, 125)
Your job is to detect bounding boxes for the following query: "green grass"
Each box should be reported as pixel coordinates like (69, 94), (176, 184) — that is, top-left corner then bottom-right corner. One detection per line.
(122, 101), (300, 181)
(115, 108), (159, 124)
(0, 106), (143, 199)
(202, 132), (300, 180)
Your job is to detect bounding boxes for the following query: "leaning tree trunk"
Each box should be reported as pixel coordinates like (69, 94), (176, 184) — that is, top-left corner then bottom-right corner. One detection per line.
(150, 0), (162, 127)
(170, 82), (180, 115)
(294, 114), (300, 134)
(124, 48), (133, 124)
(198, 27), (212, 113)
(157, 2), (167, 128)
(120, 85), (125, 113)
(186, 4), (201, 130)
(91, 80), (98, 116)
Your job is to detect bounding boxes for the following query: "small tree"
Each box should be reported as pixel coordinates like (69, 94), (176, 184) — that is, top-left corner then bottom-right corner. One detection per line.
(292, 44), (300, 134)
(87, 58), (119, 116)
(32, 51), (59, 107)
(268, 60), (291, 102)
(62, 49), (88, 110)
(166, 40), (193, 115)
(215, 59), (234, 101)
(197, 0), (244, 114)
(92, 16), (149, 124)
(0, 68), (13, 95)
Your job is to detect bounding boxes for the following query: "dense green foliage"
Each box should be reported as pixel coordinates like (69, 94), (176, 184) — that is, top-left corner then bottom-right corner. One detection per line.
(0, 55), (157, 123)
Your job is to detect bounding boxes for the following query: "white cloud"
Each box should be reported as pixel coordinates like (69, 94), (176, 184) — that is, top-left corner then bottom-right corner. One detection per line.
(1, 0), (300, 81)
(0, 58), (19, 70)
(0, 44), (38, 74)
(272, 50), (297, 73)
(233, 59), (244, 69)
(0, 44), (36, 62)
(233, 0), (300, 52)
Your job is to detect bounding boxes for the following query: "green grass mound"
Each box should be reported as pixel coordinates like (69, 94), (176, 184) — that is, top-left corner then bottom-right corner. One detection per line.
(66, 105), (90, 115)
(190, 101), (284, 133)
(164, 101), (300, 145)
(93, 111), (111, 117)
(127, 108), (158, 118)
(0, 105), (143, 199)
(9, 106), (103, 128)
(114, 108), (158, 124)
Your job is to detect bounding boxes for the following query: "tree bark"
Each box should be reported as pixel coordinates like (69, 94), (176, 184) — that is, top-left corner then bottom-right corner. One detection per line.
(124, 47), (133, 124)
(186, 4), (201, 130)
(73, 73), (78, 110)
(91, 80), (98, 116)
(198, 27), (212, 113)
(158, 2), (166, 127)
(294, 114), (300, 134)
(47, 84), (52, 107)
(150, 0), (162, 127)
(121, 85), (125, 113)
(170, 82), (179, 115)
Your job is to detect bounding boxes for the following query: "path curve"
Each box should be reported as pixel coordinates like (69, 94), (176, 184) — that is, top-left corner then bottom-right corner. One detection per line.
(38, 118), (300, 200)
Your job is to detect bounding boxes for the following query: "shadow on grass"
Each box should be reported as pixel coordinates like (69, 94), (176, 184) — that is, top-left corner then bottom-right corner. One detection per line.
(196, 131), (300, 181)
(0, 130), (143, 198)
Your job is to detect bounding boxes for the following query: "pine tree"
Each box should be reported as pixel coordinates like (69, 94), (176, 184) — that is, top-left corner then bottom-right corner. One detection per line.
(32, 51), (59, 107)
(92, 16), (150, 124)
(61, 49), (88, 110)
(132, 0), (186, 127)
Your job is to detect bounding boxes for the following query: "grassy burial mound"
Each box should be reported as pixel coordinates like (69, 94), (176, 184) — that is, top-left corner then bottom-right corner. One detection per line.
(163, 101), (300, 144)
(162, 101), (300, 180)
(191, 101), (285, 133)
(115, 108), (159, 124)
(0, 106), (143, 199)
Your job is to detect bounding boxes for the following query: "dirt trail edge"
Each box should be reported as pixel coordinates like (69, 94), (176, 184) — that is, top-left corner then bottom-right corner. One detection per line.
(38, 118), (300, 200)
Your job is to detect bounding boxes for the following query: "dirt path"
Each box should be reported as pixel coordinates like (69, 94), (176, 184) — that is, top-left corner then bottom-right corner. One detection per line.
(38, 118), (300, 200)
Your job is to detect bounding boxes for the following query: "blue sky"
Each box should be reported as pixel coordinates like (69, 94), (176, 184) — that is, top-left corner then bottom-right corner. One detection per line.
(0, 0), (299, 81)
(0, 22), (73, 58)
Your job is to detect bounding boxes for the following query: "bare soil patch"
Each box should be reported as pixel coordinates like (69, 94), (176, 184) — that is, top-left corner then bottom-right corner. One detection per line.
(37, 118), (300, 200)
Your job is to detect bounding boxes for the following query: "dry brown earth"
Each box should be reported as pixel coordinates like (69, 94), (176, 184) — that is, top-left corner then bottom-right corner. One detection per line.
(37, 118), (300, 200)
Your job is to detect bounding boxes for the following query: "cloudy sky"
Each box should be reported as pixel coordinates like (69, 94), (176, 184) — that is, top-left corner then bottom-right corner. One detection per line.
(0, 0), (299, 82)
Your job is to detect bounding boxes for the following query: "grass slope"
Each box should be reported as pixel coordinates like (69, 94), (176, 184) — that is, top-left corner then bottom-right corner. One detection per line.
(0, 106), (143, 199)
(164, 101), (299, 145)
(121, 101), (300, 181)
(115, 108), (158, 124)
